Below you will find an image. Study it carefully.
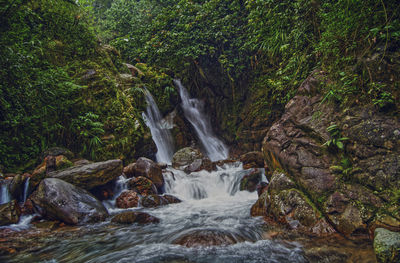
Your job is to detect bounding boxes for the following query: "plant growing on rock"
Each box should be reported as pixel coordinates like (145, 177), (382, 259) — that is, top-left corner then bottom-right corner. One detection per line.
(323, 124), (349, 151)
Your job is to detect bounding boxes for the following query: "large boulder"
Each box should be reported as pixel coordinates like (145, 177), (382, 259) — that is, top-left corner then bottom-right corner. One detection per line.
(260, 71), (400, 238)
(172, 147), (204, 168)
(251, 172), (335, 236)
(30, 178), (108, 225)
(133, 158), (164, 190)
(0, 200), (21, 226)
(116, 190), (140, 209)
(111, 211), (160, 224)
(127, 176), (158, 196)
(374, 228), (400, 263)
(48, 159), (122, 190)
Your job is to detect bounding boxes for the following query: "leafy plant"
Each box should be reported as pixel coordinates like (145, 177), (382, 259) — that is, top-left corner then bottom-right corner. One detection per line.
(323, 124), (349, 151)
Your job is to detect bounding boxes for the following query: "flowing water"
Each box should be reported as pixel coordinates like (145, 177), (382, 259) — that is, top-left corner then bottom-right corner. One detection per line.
(1, 163), (307, 263)
(142, 89), (175, 164)
(0, 180), (11, 205)
(174, 80), (229, 161)
(22, 177), (30, 204)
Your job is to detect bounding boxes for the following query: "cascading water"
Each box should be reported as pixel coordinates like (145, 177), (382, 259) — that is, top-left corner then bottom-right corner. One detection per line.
(0, 181), (11, 205)
(142, 89), (175, 164)
(174, 79), (229, 161)
(22, 177), (30, 204)
(4, 163), (307, 263)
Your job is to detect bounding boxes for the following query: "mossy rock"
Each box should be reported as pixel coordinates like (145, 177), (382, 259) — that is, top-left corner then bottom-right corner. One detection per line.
(374, 228), (400, 263)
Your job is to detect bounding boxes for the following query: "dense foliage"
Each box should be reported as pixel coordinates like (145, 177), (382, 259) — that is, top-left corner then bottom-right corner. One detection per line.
(1, 0), (399, 171)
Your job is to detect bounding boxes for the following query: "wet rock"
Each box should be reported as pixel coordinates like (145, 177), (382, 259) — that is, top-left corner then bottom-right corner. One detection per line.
(30, 178), (108, 225)
(173, 229), (242, 247)
(172, 147), (204, 168)
(9, 174), (26, 201)
(239, 169), (261, 192)
(0, 200), (21, 226)
(48, 159), (123, 190)
(257, 182), (268, 196)
(111, 211), (160, 224)
(240, 151), (264, 168)
(127, 176), (158, 196)
(162, 194), (182, 204)
(374, 228), (400, 263)
(157, 162), (168, 169)
(134, 158), (164, 190)
(73, 159), (92, 166)
(116, 190), (139, 209)
(141, 194), (169, 208)
(252, 172), (335, 236)
(123, 162), (136, 178)
(183, 158), (215, 173)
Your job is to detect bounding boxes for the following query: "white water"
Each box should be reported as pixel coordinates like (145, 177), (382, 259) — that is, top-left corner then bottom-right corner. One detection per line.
(1, 163), (307, 263)
(174, 79), (229, 161)
(0, 214), (36, 231)
(0, 181), (11, 205)
(102, 175), (130, 213)
(142, 89), (175, 164)
(22, 177), (30, 203)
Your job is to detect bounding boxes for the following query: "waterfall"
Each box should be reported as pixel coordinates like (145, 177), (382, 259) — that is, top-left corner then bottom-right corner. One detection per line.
(142, 89), (175, 164)
(174, 79), (229, 161)
(0, 181), (11, 205)
(22, 177), (30, 203)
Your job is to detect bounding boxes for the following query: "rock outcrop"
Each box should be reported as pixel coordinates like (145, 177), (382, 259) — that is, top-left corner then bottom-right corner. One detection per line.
(256, 70), (400, 239)
(30, 178), (108, 225)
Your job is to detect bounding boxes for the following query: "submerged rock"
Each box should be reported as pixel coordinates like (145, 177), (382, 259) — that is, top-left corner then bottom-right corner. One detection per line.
(48, 159), (122, 190)
(0, 200), (21, 226)
(116, 190), (140, 209)
(111, 211), (160, 224)
(173, 229), (243, 247)
(374, 228), (400, 263)
(30, 178), (108, 225)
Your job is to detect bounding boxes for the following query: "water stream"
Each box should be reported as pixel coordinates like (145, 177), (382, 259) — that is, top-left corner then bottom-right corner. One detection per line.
(0, 180), (11, 205)
(142, 89), (175, 164)
(2, 163), (306, 263)
(174, 79), (229, 161)
(22, 177), (30, 204)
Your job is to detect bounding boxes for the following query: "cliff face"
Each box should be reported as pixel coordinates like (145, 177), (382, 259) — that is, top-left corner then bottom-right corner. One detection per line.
(251, 71), (400, 239)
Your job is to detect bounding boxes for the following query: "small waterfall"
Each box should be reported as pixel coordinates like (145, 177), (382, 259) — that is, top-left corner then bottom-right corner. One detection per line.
(0, 181), (11, 205)
(174, 79), (228, 161)
(102, 175), (129, 213)
(142, 89), (175, 164)
(163, 162), (250, 201)
(22, 177), (30, 203)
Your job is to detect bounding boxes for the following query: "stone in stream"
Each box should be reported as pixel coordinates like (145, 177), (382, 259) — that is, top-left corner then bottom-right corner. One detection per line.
(127, 176), (158, 196)
(116, 190), (140, 209)
(30, 178), (108, 225)
(374, 228), (400, 263)
(239, 169), (262, 192)
(173, 147), (215, 173)
(132, 157), (164, 190)
(141, 194), (181, 208)
(173, 229), (244, 247)
(111, 211), (160, 224)
(47, 159), (123, 191)
(0, 200), (21, 226)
